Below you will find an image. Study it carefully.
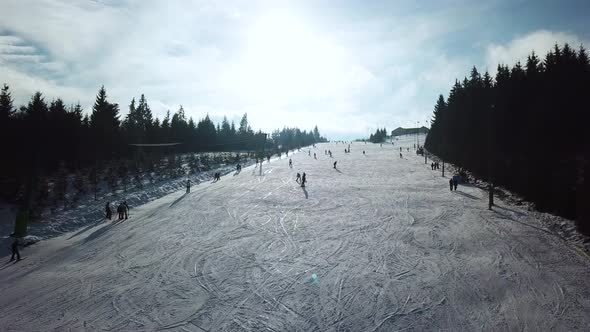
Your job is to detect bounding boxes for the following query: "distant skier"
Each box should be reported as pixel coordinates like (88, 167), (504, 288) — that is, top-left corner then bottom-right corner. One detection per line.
(308, 150), (311, 156)
(105, 202), (112, 220)
(449, 178), (454, 191)
(296, 172), (301, 183)
(333, 161), (337, 169)
(314, 153), (317, 159)
(186, 179), (191, 193)
(431, 163), (434, 170)
(400, 153), (403, 158)
(267, 155), (271, 163)
(301, 173), (306, 187)
(117, 203), (124, 220)
(452, 175), (459, 191)
(363, 150), (365, 155)
(123, 201), (129, 220)
(10, 238), (21, 262)
(289, 158), (292, 168)
(400, 147), (402, 152)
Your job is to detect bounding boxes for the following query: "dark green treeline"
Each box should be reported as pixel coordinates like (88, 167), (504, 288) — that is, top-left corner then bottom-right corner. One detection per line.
(425, 43), (589, 233)
(0, 85), (327, 199)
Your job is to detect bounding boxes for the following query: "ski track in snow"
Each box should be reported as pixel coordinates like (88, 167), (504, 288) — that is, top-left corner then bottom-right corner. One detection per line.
(1, 136), (590, 331)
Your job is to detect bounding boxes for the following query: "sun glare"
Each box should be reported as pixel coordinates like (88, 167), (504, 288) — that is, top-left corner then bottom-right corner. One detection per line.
(234, 10), (344, 103)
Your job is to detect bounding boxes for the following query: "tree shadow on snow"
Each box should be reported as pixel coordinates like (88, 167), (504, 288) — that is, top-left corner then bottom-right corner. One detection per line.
(454, 191), (480, 200)
(68, 218), (106, 239)
(494, 204), (526, 217)
(83, 222), (120, 244)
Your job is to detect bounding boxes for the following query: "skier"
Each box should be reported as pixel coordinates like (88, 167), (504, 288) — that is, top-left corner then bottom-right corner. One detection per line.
(363, 150), (365, 155)
(400, 147), (402, 152)
(400, 153), (403, 158)
(123, 201), (129, 220)
(186, 179), (191, 193)
(333, 161), (337, 169)
(289, 158), (292, 168)
(301, 173), (306, 187)
(314, 153), (317, 159)
(296, 172), (301, 183)
(453, 175), (459, 191)
(308, 150), (311, 156)
(449, 178), (454, 191)
(10, 238), (21, 262)
(117, 203), (124, 220)
(105, 202), (112, 220)
(267, 155), (271, 163)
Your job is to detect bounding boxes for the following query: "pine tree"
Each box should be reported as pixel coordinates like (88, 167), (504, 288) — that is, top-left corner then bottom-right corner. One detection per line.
(0, 83), (14, 121)
(90, 86), (120, 160)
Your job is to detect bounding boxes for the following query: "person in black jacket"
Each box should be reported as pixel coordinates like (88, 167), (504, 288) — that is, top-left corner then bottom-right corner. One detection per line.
(123, 201), (129, 220)
(10, 238), (21, 262)
(105, 202), (112, 220)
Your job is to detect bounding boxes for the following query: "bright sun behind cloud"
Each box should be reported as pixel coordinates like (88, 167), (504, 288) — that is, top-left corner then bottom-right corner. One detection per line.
(231, 10), (347, 105)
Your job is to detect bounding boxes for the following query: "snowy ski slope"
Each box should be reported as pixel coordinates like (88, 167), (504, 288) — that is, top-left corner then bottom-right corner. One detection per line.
(1, 135), (589, 331)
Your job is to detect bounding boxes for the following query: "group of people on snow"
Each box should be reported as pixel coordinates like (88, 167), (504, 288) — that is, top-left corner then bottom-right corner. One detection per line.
(213, 172), (221, 182)
(431, 162), (441, 170)
(105, 201), (129, 221)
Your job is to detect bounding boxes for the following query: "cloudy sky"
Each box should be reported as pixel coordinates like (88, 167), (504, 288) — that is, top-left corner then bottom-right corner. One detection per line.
(1, 0), (589, 139)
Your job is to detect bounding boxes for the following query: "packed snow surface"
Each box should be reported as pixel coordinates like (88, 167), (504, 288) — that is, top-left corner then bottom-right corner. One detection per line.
(1, 136), (589, 331)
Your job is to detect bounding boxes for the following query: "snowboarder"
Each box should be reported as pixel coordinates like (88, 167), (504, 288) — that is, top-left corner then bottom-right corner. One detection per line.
(296, 173), (301, 183)
(333, 161), (337, 169)
(449, 178), (454, 191)
(123, 201), (129, 220)
(289, 159), (292, 167)
(186, 179), (191, 193)
(105, 202), (112, 220)
(10, 238), (21, 262)
(301, 173), (306, 187)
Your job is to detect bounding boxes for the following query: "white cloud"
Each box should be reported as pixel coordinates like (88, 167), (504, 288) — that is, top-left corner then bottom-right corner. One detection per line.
(486, 30), (589, 74)
(0, 0), (535, 139)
